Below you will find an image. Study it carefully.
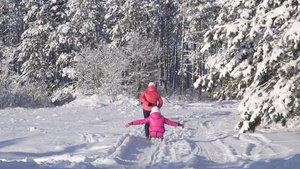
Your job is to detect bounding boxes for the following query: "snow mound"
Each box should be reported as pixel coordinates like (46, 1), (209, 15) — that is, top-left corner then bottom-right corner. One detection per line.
(63, 94), (140, 108)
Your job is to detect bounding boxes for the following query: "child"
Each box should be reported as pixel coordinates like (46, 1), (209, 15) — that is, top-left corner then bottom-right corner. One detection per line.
(125, 106), (184, 139)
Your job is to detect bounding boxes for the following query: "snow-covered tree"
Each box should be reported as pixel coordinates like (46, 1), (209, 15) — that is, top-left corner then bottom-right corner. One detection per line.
(0, 40), (51, 108)
(194, 0), (300, 132)
(0, 0), (24, 46)
(236, 0), (300, 132)
(0, 42), (16, 90)
(67, 0), (105, 48)
(104, 0), (155, 47)
(175, 0), (219, 96)
(69, 34), (161, 97)
(17, 0), (69, 92)
(120, 33), (162, 97)
(103, 0), (132, 46)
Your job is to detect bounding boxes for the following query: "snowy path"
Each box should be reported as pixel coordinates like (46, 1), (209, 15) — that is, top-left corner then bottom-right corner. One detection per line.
(0, 95), (300, 169)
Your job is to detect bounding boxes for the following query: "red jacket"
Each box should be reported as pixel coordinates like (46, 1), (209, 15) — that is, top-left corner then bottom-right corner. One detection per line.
(140, 85), (163, 111)
(132, 112), (178, 137)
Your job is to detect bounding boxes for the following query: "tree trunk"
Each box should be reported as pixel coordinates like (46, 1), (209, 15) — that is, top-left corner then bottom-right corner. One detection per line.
(180, 18), (185, 96)
(173, 26), (180, 88)
(198, 62), (202, 101)
(160, 13), (165, 87)
(192, 44), (196, 84)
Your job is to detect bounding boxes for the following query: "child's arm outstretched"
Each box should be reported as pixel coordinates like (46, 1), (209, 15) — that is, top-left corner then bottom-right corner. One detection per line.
(164, 118), (184, 128)
(125, 118), (150, 128)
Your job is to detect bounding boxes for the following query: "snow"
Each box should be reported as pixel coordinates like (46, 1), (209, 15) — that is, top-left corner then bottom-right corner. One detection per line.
(283, 20), (300, 49)
(226, 24), (239, 38)
(0, 95), (300, 169)
(240, 9), (252, 19)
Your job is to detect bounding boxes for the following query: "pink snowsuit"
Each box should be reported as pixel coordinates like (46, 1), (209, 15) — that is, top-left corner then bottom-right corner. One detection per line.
(132, 111), (179, 138)
(140, 85), (163, 111)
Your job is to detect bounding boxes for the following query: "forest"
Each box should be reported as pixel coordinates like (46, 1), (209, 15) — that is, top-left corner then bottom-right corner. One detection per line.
(0, 0), (299, 132)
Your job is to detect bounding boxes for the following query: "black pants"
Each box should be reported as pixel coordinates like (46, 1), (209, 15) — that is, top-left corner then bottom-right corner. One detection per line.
(143, 109), (151, 138)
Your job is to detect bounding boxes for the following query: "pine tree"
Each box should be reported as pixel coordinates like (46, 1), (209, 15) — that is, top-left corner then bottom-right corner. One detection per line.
(236, 0), (300, 132)
(17, 0), (69, 91)
(0, 0), (24, 46)
(193, 0), (300, 132)
(67, 0), (105, 48)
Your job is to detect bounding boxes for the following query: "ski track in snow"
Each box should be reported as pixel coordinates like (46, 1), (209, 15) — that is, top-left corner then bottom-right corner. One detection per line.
(0, 96), (300, 169)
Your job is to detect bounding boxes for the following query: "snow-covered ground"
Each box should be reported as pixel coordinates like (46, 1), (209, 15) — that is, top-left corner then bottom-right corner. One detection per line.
(0, 94), (300, 169)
